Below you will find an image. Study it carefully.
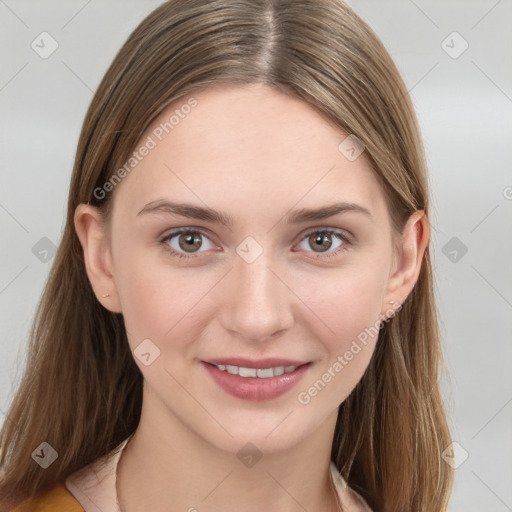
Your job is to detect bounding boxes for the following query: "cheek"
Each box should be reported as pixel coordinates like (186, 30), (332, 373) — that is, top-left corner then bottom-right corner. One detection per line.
(113, 244), (215, 351)
(300, 262), (387, 345)
(293, 266), (387, 407)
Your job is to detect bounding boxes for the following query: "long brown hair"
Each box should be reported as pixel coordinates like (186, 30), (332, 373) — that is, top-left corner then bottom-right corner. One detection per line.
(0, 0), (454, 509)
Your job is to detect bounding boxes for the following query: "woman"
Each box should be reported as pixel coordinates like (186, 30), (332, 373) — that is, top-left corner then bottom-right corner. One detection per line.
(0, 0), (454, 510)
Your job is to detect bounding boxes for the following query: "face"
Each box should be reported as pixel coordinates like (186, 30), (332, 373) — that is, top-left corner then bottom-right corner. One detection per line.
(77, 83), (423, 456)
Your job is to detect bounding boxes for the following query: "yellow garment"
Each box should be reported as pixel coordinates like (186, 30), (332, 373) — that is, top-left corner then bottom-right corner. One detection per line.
(3, 484), (84, 512)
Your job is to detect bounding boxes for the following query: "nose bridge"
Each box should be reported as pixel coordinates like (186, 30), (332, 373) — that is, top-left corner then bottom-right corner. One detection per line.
(221, 245), (293, 341)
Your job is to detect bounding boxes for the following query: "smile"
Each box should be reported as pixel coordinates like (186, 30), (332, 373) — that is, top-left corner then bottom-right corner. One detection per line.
(212, 363), (300, 378)
(201, 361), (312, 401)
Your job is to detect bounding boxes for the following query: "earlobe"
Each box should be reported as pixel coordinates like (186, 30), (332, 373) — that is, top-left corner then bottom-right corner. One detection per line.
(382, 210), (430, 316)
(74, 203), (122, 313)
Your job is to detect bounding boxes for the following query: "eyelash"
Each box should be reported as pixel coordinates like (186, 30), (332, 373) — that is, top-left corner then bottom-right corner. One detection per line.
(159, 227), (352, 261)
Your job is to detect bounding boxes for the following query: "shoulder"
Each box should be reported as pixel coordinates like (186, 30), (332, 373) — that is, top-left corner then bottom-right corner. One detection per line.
(0, 483), (85, 512)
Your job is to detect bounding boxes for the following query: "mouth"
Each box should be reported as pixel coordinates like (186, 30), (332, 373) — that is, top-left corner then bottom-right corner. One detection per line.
(200, 358), (312, 401)
(204, 362), (307, 378)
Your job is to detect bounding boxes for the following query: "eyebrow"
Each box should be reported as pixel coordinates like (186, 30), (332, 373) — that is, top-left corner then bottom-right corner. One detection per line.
(137, 199), (373, 227)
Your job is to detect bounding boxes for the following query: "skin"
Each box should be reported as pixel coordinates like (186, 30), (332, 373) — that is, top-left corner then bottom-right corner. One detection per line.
(74, 83), (429, 512)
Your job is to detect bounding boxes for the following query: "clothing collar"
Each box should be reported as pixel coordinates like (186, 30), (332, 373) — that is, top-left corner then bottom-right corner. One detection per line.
(66, 437), (371, 511)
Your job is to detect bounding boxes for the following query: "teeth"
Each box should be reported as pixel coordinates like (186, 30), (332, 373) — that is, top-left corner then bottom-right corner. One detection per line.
(256, 368), (274, 378)
(239, 367), (257, 377)
(213, 364), (300, 378)
(226, 365), (238, 375)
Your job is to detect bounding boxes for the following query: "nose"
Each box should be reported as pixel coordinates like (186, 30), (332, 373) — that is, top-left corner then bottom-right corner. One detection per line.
(218, 250), (295, 343)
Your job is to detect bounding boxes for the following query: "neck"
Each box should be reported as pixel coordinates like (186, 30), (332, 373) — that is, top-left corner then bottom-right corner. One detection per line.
(116, 390), (341, 512)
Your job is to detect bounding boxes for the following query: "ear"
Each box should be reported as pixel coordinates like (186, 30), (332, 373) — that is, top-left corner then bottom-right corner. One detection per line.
(381, 210), (430, 318)
(74, 203), (122, 313)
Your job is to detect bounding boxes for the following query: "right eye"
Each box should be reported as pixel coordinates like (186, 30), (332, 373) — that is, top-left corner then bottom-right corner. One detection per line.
(160, 228), (216, 259)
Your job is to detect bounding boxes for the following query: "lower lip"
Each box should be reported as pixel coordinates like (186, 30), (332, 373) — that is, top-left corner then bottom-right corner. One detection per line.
(201, 362), (311, 401)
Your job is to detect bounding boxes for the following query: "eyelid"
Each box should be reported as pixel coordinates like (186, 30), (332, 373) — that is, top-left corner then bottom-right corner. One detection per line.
(159, 227), (219, 254)
(292, 226), (353, 259)
(299, 225), (354, 244)
(159, 225), (354, 259)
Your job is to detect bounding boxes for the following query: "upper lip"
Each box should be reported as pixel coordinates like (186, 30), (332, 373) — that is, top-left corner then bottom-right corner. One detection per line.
(202, 357), (311, 369)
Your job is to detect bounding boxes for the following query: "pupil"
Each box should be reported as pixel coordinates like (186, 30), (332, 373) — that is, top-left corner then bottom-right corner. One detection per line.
(180, 233), (201, 252)
(312, 233), (331, 252)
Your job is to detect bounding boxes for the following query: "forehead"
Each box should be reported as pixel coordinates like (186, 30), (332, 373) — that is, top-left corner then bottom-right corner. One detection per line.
(112, 84), (388, 224)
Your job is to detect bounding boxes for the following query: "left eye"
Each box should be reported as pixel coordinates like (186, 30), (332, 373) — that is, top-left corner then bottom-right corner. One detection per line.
(296, 229), (350, 257)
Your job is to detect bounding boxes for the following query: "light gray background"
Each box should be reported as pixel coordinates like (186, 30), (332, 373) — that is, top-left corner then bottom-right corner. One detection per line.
(1, 1), (511, 510)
